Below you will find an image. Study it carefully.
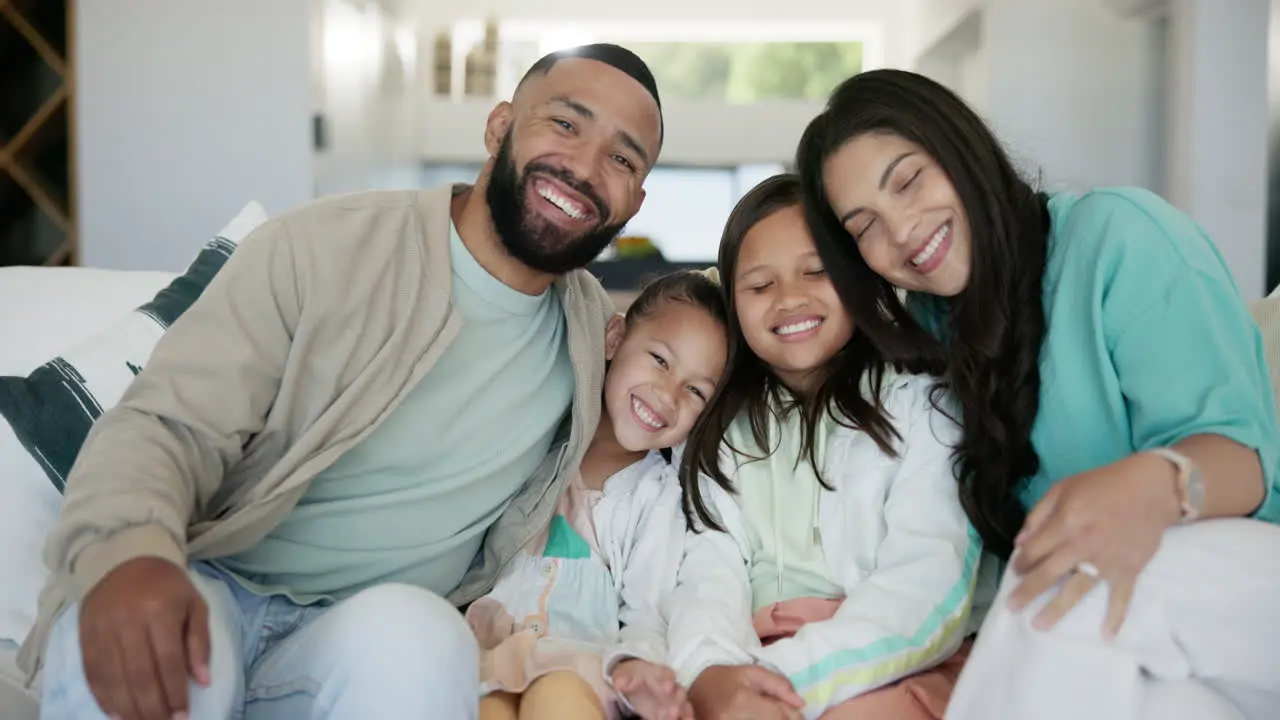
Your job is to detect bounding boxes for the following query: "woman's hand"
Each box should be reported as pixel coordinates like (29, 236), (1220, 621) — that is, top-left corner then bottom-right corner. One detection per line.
(687, 664), (805, 720)
(1008, 452), (1182, 640)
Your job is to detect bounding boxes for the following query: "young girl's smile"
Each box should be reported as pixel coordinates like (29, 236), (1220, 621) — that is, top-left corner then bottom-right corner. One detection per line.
(603, 300), (727, 452)
(733, 204), (855, 394)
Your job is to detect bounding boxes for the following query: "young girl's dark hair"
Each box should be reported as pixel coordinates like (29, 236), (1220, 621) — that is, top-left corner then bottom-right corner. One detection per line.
(678, 173), (901, 533)
(795, 69), (1051, 559)
(624, 268), (727, 330)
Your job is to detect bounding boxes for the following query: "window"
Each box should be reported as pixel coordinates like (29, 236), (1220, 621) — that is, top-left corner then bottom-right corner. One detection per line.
(447, 20), (881, 105)
(630, 41), (861, 104)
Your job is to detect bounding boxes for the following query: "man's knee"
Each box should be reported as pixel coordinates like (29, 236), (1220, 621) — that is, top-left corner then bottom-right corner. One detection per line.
(325, 584), (478, 682)
(40, 566), (243, 718)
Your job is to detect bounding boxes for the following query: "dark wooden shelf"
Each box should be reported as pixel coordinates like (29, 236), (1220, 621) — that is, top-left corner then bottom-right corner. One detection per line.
(0, 0), (75, 267)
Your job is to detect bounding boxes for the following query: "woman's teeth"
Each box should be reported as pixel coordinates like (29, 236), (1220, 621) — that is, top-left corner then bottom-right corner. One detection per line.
(632, 397), (666, 429)
(910, 222), (949, 267)
(775, 318), (822, 336)
(538, 187), (585, 219)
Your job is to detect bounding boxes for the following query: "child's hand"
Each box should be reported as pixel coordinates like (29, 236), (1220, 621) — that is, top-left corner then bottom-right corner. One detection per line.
(612, 659), (694, 720)
(687, 664), (805, 720)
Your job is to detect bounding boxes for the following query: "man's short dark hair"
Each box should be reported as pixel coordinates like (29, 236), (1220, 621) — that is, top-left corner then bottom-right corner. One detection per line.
(520, 43), (664, 142)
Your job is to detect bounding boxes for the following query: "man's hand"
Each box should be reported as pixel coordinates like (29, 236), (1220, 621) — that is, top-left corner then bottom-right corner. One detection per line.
(78, 557), (211, 720)
(687, 664), (805, 720)
(612, 659), (693, 720)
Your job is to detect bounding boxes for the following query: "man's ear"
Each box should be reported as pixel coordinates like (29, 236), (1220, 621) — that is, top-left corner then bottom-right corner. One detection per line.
(484, 101), (513, 156)
(604, 313), (626, 361)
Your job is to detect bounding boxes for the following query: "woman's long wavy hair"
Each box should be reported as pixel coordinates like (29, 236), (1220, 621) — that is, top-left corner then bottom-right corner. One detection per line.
(796, 69), (1051, 559)
(678, 173), (902, 533)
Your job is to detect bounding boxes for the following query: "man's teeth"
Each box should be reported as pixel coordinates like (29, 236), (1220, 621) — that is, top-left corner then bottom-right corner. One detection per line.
(910, 223), (949, 267)
(775, 318), (822, 336)
(538, 187), (585, 219)
(632, 397), (666, 429)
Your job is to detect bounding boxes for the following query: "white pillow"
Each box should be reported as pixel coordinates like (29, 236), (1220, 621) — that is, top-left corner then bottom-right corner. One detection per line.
(0, 201), (268, 643)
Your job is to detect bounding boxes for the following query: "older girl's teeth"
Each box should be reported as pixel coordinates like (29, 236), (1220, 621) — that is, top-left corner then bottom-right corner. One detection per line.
(911, 223), (949, 267)
(632, 397), (665, 429)
(538, 187), (585, 219)
(776, 318), (822, 336)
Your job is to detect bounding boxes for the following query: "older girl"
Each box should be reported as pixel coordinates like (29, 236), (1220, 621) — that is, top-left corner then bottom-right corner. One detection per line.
(669, 174), (980, 720)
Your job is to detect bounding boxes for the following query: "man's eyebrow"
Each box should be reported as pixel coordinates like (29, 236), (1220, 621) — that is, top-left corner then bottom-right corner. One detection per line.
(548, 95), (651, 168)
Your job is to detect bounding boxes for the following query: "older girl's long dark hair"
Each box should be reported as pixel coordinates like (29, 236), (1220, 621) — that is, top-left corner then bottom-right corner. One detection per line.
(678, 173), (901, 533)
(796, 69), (1051, 559)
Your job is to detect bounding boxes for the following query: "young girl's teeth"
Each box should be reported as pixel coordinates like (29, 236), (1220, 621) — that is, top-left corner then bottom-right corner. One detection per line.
(911, 223), (949, 267)
(776, 318), (822, 336)
(632, 397), (665, 428)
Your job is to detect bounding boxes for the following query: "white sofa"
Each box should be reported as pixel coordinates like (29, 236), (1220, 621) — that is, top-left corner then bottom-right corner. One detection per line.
(0, 265), (183, 719)
(1, 264), (1277, 719)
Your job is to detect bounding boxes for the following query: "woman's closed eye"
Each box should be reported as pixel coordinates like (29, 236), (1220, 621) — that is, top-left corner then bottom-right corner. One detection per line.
(898, 168), (922, 192)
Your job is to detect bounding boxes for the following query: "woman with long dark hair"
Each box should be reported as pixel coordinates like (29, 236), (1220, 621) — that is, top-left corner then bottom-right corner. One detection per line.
(796, 68), (1280, 719)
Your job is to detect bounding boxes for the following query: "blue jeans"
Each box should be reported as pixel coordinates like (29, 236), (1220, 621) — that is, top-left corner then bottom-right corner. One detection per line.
(40, 563), (479, 719)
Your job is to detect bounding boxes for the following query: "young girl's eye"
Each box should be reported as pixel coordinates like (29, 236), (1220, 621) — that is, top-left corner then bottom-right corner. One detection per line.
(750, 282), (771, 294)
(649, 352), (668, 369)
(688, 386), (706, 401)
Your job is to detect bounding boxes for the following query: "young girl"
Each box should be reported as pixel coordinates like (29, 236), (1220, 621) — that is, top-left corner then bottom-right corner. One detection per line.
(466, 269), (728, 720)
(668, 174), (981, 720)
(798, 69), (1280, 719)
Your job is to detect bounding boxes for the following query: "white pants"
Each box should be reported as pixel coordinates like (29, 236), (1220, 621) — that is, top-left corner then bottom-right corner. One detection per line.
(946, 519), (1280, 720)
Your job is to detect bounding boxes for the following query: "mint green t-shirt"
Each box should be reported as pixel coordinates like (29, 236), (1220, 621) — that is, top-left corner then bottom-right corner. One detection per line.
(217, 223), (575, 602)
(916, 187), (1279, 520)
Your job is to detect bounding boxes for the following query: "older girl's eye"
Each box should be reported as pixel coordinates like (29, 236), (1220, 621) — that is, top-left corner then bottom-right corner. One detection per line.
(688, 386), (706, 401)
(649, 352), (668, 369)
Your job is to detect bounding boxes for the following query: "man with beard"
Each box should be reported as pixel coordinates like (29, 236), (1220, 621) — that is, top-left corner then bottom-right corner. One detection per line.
(22, 44), (664, 720)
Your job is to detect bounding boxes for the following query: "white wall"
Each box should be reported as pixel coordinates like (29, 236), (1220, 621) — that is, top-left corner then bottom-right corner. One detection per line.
(312, 0), (420, 196)
(1165, 0), (1270, 300)
(76, 0), (314, 271)
(979, 0), (1165, 192)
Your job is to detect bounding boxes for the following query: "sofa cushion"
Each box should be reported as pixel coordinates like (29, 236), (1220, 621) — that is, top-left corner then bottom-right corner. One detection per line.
(0, 202), (267, 491)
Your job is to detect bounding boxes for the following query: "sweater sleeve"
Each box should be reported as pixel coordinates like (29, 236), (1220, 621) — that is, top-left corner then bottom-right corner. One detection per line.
(664, 476), (759, 689)
(602, 469), (685, 675)
(1077, 191), (1280, 521)
(750, 385), (982, 711)
(45, 217), (305, 599)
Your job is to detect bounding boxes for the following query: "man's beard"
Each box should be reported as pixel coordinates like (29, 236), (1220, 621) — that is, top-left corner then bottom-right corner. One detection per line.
(486, 132), (627, 276)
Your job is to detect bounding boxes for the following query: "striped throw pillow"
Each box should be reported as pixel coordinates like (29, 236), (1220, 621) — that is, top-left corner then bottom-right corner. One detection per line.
(0, 201), (268, 491)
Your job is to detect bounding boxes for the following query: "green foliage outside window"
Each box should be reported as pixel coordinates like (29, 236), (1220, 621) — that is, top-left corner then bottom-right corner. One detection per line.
(626, 41), (863, 103)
